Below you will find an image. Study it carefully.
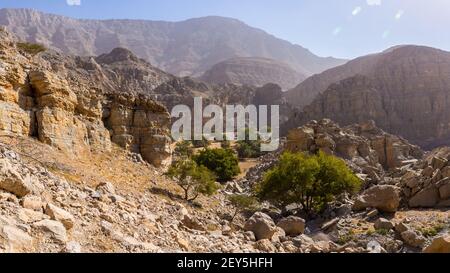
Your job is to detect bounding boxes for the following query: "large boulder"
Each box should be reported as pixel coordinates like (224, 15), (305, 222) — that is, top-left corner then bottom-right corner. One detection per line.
(424, 235), (450, 253)
(277, 216), (306, 236)
(244, 212), (277, 241)
(409, 187), (440, 208)
(353, 185), (400, 212)
(0, 158), (34, 197)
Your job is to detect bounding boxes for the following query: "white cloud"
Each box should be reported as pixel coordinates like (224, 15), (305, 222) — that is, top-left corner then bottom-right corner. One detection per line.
(395, 10), (405, 20)
(66, 0), (81, 6)
(367, 0), (382, 6)
(352, 6), (362, 16)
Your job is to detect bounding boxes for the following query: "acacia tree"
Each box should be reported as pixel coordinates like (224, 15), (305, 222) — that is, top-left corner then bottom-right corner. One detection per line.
(256, 151), (361, 214)
(166, 159), (219, 201)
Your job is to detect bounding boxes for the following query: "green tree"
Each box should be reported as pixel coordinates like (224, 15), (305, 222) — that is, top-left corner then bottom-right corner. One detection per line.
(256, 151), (361, 214)
(228, 194), (260, 222)
(174, 140), (193, 159)
(193, 148), (240, 182)
(166, 159), (219, 201)
(236, 128), (266, 158)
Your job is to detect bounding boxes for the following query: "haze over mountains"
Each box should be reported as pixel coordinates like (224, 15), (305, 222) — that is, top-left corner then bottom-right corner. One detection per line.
(0, 8), (346, 80)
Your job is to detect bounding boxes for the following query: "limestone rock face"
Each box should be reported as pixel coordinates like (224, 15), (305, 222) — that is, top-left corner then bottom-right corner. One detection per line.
(0, 28), (172, 168)
(284, 46), (450, 149)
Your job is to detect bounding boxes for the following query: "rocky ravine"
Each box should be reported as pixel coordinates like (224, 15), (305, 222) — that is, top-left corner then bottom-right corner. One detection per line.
(283, 46), (450, 149)
(0, 27), (448, 253)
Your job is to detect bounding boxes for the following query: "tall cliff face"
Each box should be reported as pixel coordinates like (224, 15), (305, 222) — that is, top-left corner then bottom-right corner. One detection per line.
(0, 8), (346, 77)
(0, 28), (172, 168)
(283, 46), (450, 149)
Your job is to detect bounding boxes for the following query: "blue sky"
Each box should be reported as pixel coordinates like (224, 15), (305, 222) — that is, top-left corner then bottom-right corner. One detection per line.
(0, 0), (449, 59)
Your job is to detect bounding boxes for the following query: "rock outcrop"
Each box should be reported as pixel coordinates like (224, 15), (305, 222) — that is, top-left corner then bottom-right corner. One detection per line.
(0, 28), (172, 168)
(398, 147), (450, 208)
(286, 119), (423, 183)
(284, 46), (450, 149)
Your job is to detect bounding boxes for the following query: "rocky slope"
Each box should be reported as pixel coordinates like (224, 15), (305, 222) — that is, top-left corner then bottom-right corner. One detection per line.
(283, 46), (450, 149)
(0, 8), (346, 77)
(0, 27), (172, 168)
(200, 57), (306, 90)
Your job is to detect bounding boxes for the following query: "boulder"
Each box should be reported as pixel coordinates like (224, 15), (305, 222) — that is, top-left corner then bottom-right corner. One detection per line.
(255, 239), (277, 252)
(424, 235), (450, 253)
(0, 158), (33, 197)
(21, 195), (44, 211)
(374, 218), (394, 230)
(244, 212), (277, 241)
(401, 230), (426, 248)
(409, 187), (440, 208)
(44, 203), (75, 230)
(353, 185), (400, 212)
(276, 216), (306, 236)
(0, 225), (33, 252)
(33, 219), (68, 243)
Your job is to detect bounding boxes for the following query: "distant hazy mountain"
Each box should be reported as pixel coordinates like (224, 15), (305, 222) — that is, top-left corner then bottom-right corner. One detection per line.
(199, 57), (306, 90)
(283, 45), (450, 149)
(0, 8), (346, 77)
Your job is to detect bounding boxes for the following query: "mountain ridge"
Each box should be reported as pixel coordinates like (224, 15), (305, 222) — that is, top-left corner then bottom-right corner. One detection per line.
(0, 8), (347, 78)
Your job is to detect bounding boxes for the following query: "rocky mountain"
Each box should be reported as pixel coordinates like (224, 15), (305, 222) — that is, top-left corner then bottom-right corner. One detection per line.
(199, 57), (306, 90)
(0, 27), (173, 168)
(283, 45), (450, 149)
(0, 8), (346, 78)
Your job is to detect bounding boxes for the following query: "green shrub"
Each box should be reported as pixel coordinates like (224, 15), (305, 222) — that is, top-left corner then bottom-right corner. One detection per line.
(16, 42), (46, 55)
(166, 159), (219, 201)
(174, 140), (193, 159)
(256, 151), (361, 214)
(193, 148), (240, 182)
(228, 194), (260, 222)
(236, 128), (264, 159)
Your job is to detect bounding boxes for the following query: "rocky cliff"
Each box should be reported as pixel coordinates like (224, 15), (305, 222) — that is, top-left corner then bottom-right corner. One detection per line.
(283, 46), (450, 149)
(0, 8), (347, 78)
(0, 27), (172, 168)
(200, 57), (306, 90)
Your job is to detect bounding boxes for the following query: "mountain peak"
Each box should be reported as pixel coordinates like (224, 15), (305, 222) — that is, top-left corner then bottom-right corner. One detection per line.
(95, 47), (140, 64)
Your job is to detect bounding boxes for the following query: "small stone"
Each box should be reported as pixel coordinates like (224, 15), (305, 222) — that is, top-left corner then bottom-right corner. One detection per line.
(64, 241), (82, 253)
(21, 195), (44, 211)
